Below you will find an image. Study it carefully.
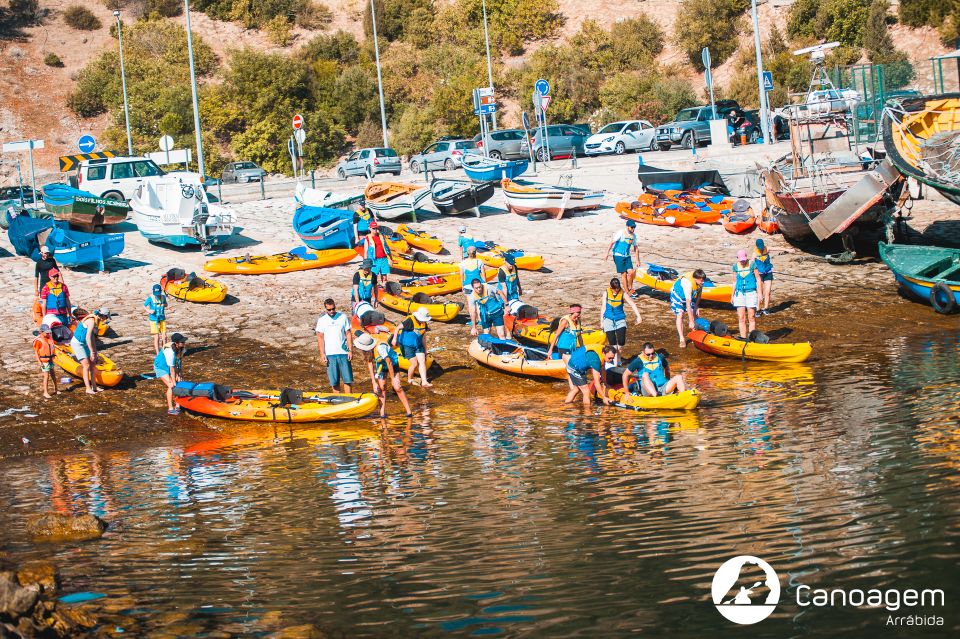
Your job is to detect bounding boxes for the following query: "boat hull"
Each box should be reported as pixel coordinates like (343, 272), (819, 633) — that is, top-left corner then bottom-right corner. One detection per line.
(431, 179), (495, 215)
(462, 154), (529, 183)
(502, 182), (603, 218)
(293, 205), (355, 250)
(7, 215), (124, 270)
(878, 242), (960, 312)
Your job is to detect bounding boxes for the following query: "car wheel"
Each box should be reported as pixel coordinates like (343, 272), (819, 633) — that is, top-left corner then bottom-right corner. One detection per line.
(489, 150), (502, 160)
(102, 191), (125, 201)
(648, 138), (658, 152)
(410, 161), (421, 174)
(657, 143), (671, 152)
(536, 148), (549, 162)
(365, 166), (374, 179)
(337, 168), (346, 180)
(614, 141), (626, 155)
(444, 158), (456, 171)
(681, 131), (696, 150)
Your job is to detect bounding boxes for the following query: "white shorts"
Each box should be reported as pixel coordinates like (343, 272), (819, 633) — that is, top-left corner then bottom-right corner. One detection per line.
(732, 291), (758, 309)
(601, 317), (627, 332)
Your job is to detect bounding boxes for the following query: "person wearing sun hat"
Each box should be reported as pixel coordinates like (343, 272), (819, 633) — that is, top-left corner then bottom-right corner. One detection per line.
(392, 306), (433, 387)
(35, 245), (60, 294)
(753, 238), (774, 316)
(144, 283), (168, 354)
(732, 248), (760, 339)
(353, 331), (411, 417)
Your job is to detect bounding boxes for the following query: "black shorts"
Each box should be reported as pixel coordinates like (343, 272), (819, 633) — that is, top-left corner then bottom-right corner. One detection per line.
(605, 327), (627, 347)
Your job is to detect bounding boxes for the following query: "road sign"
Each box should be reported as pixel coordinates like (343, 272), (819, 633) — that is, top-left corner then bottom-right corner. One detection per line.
(3, 139), (44, 153)
(292, 114), (304, 130)
(58, 151), (116, 172)
(541, 95), (552, 111)
(159, 135), (174, 152)
(762, 71), (774, 92)
(475, 104), (497, 115)
(294, 128), (306, 145)
(78, 135), (96, 153)
(147, 149), (191, 166)
(535, 79), (550, 96)
(522, 112), (530, 130)
(701, 47), (711, 70)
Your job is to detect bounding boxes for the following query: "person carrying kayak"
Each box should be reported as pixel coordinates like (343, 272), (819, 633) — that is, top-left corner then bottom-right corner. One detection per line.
(753, 239), (774, 316)
(71, 308), (108, 395)
(599, 277), (641, 365)
(471, 278), (508, 339)
(144, 283), (168, 355)
(565, 345), (611, 407)
(33, 323), (58, 399)
(459, 245), (488, 336)
(39, 268), (71, 326)
(35, 245), (59, 295)
(155, 332), (187, 415)
(497, 254), (523, 303)
(604, 220), (641, 297)
(359, 221), (391, 284)
(732, 249), (761, 339)
(352, 259), (379, 307)
(621, 342), (687, 398)
(354, 332), (412, 418)
(393, 306), (433, 387)
(670, 269), (706, 347)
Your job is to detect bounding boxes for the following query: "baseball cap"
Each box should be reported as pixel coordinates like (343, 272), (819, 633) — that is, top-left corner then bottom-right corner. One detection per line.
(737, 249), (748, 261)
(170, 333), (188, 343)
(40, 245), (52, 255)
(354, 332), (376, 351)
(152, 283), (163, 294)
(626, 220), (637, 228)
(413, 307), (432, 322)
(459, 226), (467, 233)
(361, 258), (373, 269)
(38, 323), (51, 334)
(756, 238), (765, 251)
(369, 220), (379, 229)
(504, 253), (516, 265)
(94, 308), (110, 318)
(48, 268), (60, 277)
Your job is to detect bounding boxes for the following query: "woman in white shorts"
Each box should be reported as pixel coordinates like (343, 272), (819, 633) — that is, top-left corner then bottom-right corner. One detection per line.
(731, 250), (760, 339)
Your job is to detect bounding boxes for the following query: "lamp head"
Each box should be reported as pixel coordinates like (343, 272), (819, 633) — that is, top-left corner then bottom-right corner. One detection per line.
(113, 10), (120, 17)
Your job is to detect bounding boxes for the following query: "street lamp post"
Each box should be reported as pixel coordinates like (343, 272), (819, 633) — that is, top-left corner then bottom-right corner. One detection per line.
(370, 0), (389, 147)
(184, 0), (206, 178)
(750, 0), (772, 144)
(114, 11), (133, 156)
(481, 0), (496, 130)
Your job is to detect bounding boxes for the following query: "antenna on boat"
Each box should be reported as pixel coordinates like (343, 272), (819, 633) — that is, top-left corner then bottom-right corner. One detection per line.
(793, 42), (841, 92)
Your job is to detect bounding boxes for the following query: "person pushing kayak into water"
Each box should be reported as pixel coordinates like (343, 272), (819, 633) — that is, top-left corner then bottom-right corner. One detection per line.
(732, 249), (761, 339)
(71, 308), (109, 395)
(670, 269), (706, 347)
(599, 277), (641, 366)
(144, 283), (168, 355)
(359, 221), (391, 284)
(155, 332), (187, 415)
(460, 245), (488, 335)
(565, 345), (611, 407)
(354, 332), (412, 418)
(621, 342), (687, 398)
(352, 259), (379, 307)
(604, 219), (641, 297)
(471, 278), (508, 339)
(393, 307), (433, 387)
(33, 323), (58, 399)
(753, 238), (774, 316)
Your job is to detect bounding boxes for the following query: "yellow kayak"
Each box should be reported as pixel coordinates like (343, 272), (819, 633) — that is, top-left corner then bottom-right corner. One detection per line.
(205, 248), (357, 275)
(476, 247), (545, 271)
(176, 389), (379, 422)
(605, 387), (701, 410)
(504, 312), (606, 348)
(378, 283), (462, 322)
(469, 337), (600, 379)
(350, 316), (436, 371)
(395, 224), (444, 254)
(399, 269), (497, 297)
(54, 345), (124, 387)
(163, 274), (228, 303)
(687, 329), (813, 363)
(637, 264), (733, 303)
(389, 253), (459, 276)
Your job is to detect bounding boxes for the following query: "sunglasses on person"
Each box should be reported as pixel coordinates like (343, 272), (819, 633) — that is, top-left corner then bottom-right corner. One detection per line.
(643, 350), (655, 357)
(50, 274), (60, 279)
(325, 307), (336, 314)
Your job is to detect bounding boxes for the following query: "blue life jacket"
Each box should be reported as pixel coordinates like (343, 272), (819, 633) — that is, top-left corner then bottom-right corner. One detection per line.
(556, 315), (584, 350)
(458, 235), (475, 259)
(612, 230), (636, 256)
(604, 287), (626, 321)
(475, 288), (504, 323)
(73, 318), (92, 345)
(44, 283), (69, 315)
(154, 347), (180, 376)
(374, 344), (400, 377)
(669, 273), (702, 309)
(753, 250), (773, 275)
(354, 270), (375, 302)
(632, 353), (668, 387)
(499, 268), (520, 301)
(399, 316), (428, 347)
(144, 294), (167, 322)
(461, 258), (483, 289)
(733, 262), (757, 294)
(568, 347), (601, 374)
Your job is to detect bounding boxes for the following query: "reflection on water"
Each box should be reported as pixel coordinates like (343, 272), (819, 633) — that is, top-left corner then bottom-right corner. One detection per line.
(1, 333), (958, 637)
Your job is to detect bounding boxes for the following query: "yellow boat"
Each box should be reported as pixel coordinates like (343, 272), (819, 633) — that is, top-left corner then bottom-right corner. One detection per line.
(176, 389), (379, 423)
(395, 224), (444, 254)
(636, 264), (733, 303)
(204, 248), (357, 274)
(54, 345), (124, 387)
(476, 247), (545, 271)
(389, 252), (459, 276)
(399, 269), (497, 297)
(469, 337), (600, 379)
(163, 274), (228, 303)
(605, 387), (701, 410)
(687, 329), (812, 363)
(378, 283), (462, 322)
(503, 309), (606, 348)
(350, 316), (435, 371)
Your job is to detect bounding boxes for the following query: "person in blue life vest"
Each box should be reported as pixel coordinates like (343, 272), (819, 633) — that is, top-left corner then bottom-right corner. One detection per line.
(621, 342), (687, 398)
(352, 259), (379, 307)
(604, 219), (641, 297)
(69, 308), (109, 395)
(565, 345), (611, 407)
(457, 226), (475, 259)
(732, 249), (761, 339)
(392, 306), (433, 387)
(599, 277), (642, 365)
(459, 245), (488, 335)
(753, 239), (774, 316)
(155, 332), (187, 415)
(669, 268), (706, 347)
(144, 283), (168, 355)
(353, 332), (412, 418)
(38, 268), (71, 326)
(497, 254), (523, 303)
(359, 221), (391, 284)
(546, 303), (587, 393)
(471, 278), (508, 339)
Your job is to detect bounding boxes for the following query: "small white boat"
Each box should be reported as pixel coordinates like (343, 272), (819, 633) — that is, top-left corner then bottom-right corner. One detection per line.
(363, 182), (431, 220)
(130, 174), (238, 248)
(293, 182), (363, 209)
(500, 178), (604, 219)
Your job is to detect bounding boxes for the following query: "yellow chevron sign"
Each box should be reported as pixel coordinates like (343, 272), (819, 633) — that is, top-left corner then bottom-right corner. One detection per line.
(59, 151), (117, 172)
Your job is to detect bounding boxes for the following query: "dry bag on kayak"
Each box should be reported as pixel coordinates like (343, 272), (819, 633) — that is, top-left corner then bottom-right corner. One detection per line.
(173, 381), (230, 402)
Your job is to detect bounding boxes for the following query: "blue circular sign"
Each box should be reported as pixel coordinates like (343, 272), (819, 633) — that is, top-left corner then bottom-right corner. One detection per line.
(78, 135), (96, 153)
(535, 79), (550, 96)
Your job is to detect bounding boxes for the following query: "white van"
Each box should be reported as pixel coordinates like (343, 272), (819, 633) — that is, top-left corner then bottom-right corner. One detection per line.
(76, 156), (166, 201)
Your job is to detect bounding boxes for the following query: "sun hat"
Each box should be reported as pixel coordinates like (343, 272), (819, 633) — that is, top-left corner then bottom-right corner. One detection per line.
(361, 258), (373, 269)
(354, 332), (376, 351)
(737, 249), (748, 261)
(40, 245), (52, 255)
(732, 199), (751, 213)
(756, 238), (765, 251)
(152, 283), (163, 294)
(48, 268), (60, 277)
(170, 333), (188, 343)
(94, 308), (110, 318)
(38, 323), (51, 334)
(413, 307), (432, 322)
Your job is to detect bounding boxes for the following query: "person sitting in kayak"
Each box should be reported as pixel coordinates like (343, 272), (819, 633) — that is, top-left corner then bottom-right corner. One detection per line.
(732, 249), (761, 339)
(155, 333), (187, 415)
(604, 220), (640, 297)
(354, 332), (411, 418)
(546, 304), (586, 393)
(471, 278), (508, 339)
(670, 269), (706, 347)
(359, 221), (391, 284)
(753, 239), (773, 316)
(39, 268), (71, 326)
(622, 342), (687, 398)
(71, 308), (108, 395)
(352, 259), (379, 307)
(599, 277), (642, 366)
(144, 283), (168, 355)
(33, 323), (58, 399)
(392, 307), (433, 388)
(565, 345), (611, 407)
(497, 254), (523, 303)
(459, 245), (488, 336)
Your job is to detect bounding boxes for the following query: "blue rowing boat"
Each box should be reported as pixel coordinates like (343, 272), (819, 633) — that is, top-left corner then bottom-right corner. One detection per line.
(7, 214), (124, 271)
(878, 242), (960, 314)
(461, 153), (528, 184)
(292, 205), (356, 250)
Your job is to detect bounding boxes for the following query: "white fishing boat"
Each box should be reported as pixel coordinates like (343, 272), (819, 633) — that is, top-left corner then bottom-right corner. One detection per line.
(293, 182), (364, 209)
(363, 181), (431, 220)
(130, 174), (239, 248)
(500, 178), (604, 219)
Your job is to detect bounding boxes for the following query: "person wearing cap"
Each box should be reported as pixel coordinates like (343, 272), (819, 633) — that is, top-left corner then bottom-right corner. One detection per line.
(732, 249), (761, 339)
(670, 269), (706, 347)
(35, 245), (60, 295)
(70, 308), (108, 395)
(459, 245), (488, 335)
(604, 219), (641, 297)
(315, 298), (354, 394)
(39, 268), (71, 326)
(33, 324), (58, 399)
(497, 253), (523, 303)
(471, 278), (508, 339)
(353, 331), (412, 418)
(599, 277), (642, 365)
(352, 259), (379, 307)
(457, 226), (475, 259)
(144, 283), (168, 354)
(753, 238), (774, 316)
(358, 221), (391, 284)
(392, 307), (432, 387)
(155, 333), (187, 415)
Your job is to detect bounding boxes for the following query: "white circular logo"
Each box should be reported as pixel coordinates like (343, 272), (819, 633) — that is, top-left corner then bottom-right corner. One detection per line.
(712, 555), (781, 625)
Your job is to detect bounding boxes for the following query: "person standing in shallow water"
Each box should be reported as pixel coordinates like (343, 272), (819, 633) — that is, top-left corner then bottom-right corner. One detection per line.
(315, 299), (354, 394)
(753, 239), (774, 316)
(354, 332), (412, 418)
(155, 333), (187, 415)
(732, 249), (760, 339)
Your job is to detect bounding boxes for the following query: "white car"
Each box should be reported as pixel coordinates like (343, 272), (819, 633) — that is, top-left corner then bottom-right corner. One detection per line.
(76, 156), (167, 201)
(804, 89), (859, 116)
(584, 120), (656, 155)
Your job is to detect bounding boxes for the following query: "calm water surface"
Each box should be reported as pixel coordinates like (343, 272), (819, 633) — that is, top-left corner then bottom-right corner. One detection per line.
(0, 332), (957, 638)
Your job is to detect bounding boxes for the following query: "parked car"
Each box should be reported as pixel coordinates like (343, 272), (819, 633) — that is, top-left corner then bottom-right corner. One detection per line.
(584, 120), (656, 155)
(409, 139), (477, 173)
(519, 124), (591, 161)
(0, 185), (40, 205)
(76, 156), (166, 200)
(221, 161), (265, 184)
(472, 129), (528, 160)
(654, 100), (741, 150)
(335, 147), (401, 179)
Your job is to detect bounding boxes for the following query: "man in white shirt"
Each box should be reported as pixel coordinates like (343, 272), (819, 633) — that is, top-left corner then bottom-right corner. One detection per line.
(315, 298), (353, 393)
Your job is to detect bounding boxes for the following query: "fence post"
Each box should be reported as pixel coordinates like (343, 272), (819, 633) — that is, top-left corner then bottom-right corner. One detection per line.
(311, 170), (315, 189)
(260, 179), (265, 200)
(217, 180), (222, 203)
(571, 147), (577, 169)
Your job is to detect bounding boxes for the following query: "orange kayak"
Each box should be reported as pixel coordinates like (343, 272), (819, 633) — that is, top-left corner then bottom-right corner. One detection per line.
(722, 213), (756, 234)
(758, 208), (780, 234)
(615, 201), (697, 227)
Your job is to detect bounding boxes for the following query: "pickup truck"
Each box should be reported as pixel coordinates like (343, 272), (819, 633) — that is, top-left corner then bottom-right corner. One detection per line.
(655, 100), (741, 151)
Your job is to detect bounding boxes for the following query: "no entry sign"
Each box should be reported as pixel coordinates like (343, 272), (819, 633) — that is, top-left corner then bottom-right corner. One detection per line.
(292, 114), (304, 130)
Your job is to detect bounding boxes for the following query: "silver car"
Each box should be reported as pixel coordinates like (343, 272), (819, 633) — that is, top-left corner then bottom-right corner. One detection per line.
(221, 161), (265, 184)
(409, 139), (477, 173)
(336, 147), (402, 179)
(472, 129), (528, 160)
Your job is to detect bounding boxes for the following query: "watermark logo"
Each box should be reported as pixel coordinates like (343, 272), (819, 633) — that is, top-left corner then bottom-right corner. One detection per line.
(712, 555), (781, 625)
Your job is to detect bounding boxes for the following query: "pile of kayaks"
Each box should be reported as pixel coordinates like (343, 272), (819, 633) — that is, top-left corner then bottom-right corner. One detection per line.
(616, 189), (772, 235)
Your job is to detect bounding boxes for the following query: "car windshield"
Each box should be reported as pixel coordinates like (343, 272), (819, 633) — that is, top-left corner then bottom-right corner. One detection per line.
(455, 141), (477, 150)
(675, 109), (699, 122)
(236, 162), (257, 170)
(598, 123), (624, 134)
(376, 148), (398, 157)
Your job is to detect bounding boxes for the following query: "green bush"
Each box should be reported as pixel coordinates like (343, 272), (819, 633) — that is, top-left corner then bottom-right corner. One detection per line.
(44, 52), (64, 67)
(673, 0), (749, 70)
(787, 0), (872, 47)
(64, 5), (102, 31)
(296, 1), (332, 29)
(264, 14), (293, 47)
(299, 30), (360, 63)
(194, 0), (307, 29)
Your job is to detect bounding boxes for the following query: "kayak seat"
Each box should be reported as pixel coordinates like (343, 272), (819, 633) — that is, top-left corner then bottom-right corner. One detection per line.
(289, 246), (317, 261)
(411, 293), (433, 304)
(605, 366), (627, 387)
(516, 304), (539, 320)
(478, 334), (521, 356)
(278, 388), (303, 407)
(359, 310), (385, 326)
(166, 267), (187, 281)
(412, 251), (429, 263)
(385, 281), (403, 295)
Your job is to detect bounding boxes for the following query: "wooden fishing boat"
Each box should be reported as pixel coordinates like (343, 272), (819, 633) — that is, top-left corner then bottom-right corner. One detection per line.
(8, 214), (123, 271)
(881, 93), (960, 205)
(461, 153), (528, 183)
(363, 182), (430, 220)
(292, 205), (356, 250)
(41, 183), (129, 231)
(500, 178), (603, 219)
(293, 182), (363, 209)
(429, 178), (495, 215)
(878, 242), (960, 314)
